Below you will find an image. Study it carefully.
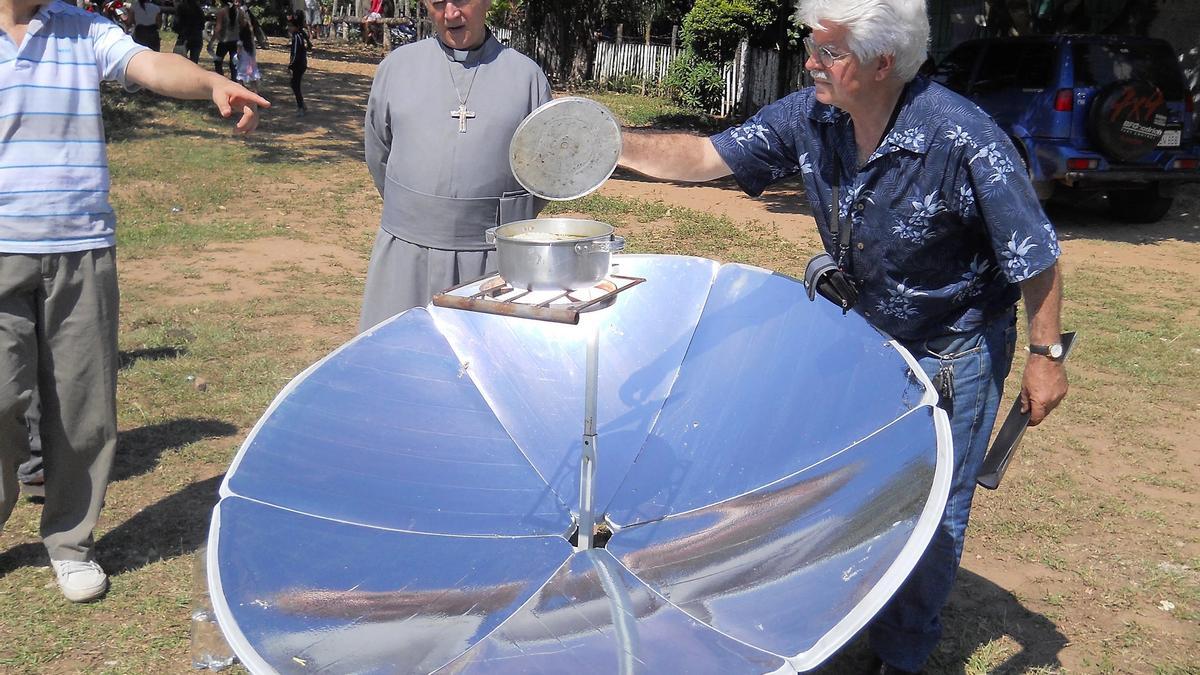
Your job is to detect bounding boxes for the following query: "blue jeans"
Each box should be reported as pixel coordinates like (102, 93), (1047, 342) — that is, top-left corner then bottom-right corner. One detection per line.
(869, 310), (1017, 671)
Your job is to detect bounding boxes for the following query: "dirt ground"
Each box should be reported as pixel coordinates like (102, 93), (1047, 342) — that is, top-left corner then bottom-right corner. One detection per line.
(1, 39), (1196, 674)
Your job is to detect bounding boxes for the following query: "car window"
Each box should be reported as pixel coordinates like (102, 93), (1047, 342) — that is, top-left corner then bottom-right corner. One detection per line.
(1073, 42), (1185, 99)
(973, 41), (1057, 92)
(931, 42), (982, 94)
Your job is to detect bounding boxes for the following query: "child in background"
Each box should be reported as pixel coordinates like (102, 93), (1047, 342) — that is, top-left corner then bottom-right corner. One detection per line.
(287, 17), (311, 116)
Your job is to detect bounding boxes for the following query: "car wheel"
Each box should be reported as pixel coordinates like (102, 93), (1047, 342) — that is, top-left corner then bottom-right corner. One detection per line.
(1108, 182), (1174, 223)
(1088, 79), (1170, 163)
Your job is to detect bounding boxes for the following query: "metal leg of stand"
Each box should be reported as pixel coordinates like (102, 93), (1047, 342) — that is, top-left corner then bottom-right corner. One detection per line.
(578, 325), (599, 550)
(590, 550), (639, 674)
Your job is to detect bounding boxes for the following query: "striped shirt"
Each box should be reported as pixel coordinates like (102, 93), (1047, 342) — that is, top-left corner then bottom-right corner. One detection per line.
(0, 1), (147, 253)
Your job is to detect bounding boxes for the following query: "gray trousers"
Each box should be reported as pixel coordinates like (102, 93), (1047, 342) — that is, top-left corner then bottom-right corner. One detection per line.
(17, 392), (41, 483)
(0, 248), (119, 561)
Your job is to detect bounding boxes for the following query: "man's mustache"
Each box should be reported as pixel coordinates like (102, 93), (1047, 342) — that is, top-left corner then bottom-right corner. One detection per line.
(810, 70), (830, 82)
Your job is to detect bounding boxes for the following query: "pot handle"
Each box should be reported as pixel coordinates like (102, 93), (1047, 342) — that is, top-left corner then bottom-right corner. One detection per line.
(575, 235), (626, 254)
(484, 227), (498, 245)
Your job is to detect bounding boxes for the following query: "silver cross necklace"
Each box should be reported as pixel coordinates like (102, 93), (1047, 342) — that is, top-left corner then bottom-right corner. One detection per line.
(447, 55), (480, 134)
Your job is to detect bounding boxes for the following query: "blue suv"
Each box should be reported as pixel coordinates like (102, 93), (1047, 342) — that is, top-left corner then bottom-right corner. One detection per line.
(932, 35), (1200, 222)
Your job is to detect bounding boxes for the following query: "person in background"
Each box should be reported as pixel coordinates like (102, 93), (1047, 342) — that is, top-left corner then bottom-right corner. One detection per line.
(302, 0), (318, 40)
(616, 0), (1067, 672)
(129, 0), (158, 49)
(1, 0), (268, 603)
(209, 0), (240, 80)
(172, 0), (205, 62)
(101, 0), (130, 30)
(360, 0), (381, 45)
(244, 0), (266, 49)
(287, 15), (310, 116)
(234, 0), (258, 90)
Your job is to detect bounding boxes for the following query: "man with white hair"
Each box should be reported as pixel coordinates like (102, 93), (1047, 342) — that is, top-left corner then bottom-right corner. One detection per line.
(618, 0), (1067, 671)
(360, 0), (551, 329)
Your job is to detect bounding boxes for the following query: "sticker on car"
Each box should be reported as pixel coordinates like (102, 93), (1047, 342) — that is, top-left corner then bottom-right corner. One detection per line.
(1158, 129), (1181, 147)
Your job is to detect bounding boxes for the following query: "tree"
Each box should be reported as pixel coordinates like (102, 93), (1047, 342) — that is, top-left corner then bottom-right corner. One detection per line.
(519, 0), (685, 83)
(520, 1), (604, 83)
(745, 0), (800, 50)
(682, 0), (755, 62)
(602, 0), (692, 41)
(487, 0), (519, 28)
(665, 0), (756, 112)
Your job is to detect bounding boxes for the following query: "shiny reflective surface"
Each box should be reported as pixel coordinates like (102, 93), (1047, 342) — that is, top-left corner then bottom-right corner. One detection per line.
(213, 255), (950, 674)
(603, 264), (926, 527)
(444, 550), (787, 674)
(209, 497), (573, 674)
(607, 410), (942, 669)
(430, 255), (719, 520)
(222, 308), (569, 536)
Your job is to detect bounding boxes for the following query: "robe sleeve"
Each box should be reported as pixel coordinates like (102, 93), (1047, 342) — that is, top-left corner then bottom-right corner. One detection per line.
(364, 56), (395, 197)
(534, 68), (551, 108)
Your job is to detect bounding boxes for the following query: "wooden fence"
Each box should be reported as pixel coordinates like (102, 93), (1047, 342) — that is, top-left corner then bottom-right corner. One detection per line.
(592, 40), (680, 84)
(491, 27), (560, 79)
(719, 43), (809, 116)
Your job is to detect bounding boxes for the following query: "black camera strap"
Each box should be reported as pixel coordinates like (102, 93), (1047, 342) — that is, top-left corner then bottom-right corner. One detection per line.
(829, 153), (852, 272)
(827, 86), (906, 273)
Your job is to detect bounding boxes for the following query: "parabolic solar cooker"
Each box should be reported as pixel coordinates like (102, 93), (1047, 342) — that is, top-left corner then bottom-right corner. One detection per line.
(206, 97), (953, 674)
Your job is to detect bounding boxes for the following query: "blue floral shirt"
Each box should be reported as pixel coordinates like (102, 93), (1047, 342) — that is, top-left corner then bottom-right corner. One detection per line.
(710, 76), (1061, 341)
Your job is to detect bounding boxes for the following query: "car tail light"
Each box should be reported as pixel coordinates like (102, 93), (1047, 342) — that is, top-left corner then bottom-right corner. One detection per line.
(1067, 158), (1099, 170)
(1054, 89), (1073, 112)
(1187, 96), (1195, 115)
(1171, 158), (1199, 170)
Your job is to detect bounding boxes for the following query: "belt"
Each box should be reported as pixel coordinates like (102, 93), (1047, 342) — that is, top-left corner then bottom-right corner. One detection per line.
(380, 178), (544, 251)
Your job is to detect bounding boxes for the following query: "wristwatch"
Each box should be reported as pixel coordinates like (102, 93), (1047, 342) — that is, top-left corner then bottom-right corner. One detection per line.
(1028, 343), (1065, 360)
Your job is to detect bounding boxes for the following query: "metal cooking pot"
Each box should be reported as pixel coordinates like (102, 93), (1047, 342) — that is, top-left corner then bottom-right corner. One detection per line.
(485, 218), (625, 291)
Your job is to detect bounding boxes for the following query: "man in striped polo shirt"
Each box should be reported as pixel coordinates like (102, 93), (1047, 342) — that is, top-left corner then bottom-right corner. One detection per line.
(1, 0), (268, 602)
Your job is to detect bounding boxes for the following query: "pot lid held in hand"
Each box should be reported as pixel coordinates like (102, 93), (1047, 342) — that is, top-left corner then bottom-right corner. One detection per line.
(509, 97), (622, 201)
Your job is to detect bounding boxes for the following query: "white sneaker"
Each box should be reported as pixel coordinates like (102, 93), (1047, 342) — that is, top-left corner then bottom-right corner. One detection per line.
(51, 560), (109, 602)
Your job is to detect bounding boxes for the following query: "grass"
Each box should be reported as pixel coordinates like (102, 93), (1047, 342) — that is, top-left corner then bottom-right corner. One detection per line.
(546, 194), (810, 272)
(1, 48), (1198, 673)
(581, 90), (725, 131)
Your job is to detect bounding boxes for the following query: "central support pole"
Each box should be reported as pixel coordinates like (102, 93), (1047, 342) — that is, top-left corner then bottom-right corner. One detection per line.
(578, 324), (599, 550)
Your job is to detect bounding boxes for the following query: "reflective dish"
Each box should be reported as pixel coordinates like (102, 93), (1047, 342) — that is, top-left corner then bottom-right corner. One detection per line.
(210, 255), (951, 674)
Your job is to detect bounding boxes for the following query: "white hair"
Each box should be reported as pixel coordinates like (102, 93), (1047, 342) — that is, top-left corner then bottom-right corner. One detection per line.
(797, 0), (930, 82)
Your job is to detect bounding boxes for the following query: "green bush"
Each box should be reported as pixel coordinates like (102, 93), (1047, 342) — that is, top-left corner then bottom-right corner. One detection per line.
(664, 49), (724, 112)
(681, 0), (754, 62)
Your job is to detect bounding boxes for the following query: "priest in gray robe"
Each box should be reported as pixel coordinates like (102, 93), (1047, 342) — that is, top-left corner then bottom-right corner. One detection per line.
(360, 0), (552, 331)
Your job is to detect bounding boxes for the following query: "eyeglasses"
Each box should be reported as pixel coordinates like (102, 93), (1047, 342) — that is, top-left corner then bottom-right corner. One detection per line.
(804, 37), (852, 68)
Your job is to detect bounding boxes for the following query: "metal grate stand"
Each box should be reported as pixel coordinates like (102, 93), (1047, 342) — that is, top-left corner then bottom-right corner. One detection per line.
(432, 269), (646, 551)
(431, 273), (645, 325)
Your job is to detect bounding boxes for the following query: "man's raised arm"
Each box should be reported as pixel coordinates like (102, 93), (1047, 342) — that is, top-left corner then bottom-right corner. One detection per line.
(618, 130), (733, 182)
(124, 52), (270, 134)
